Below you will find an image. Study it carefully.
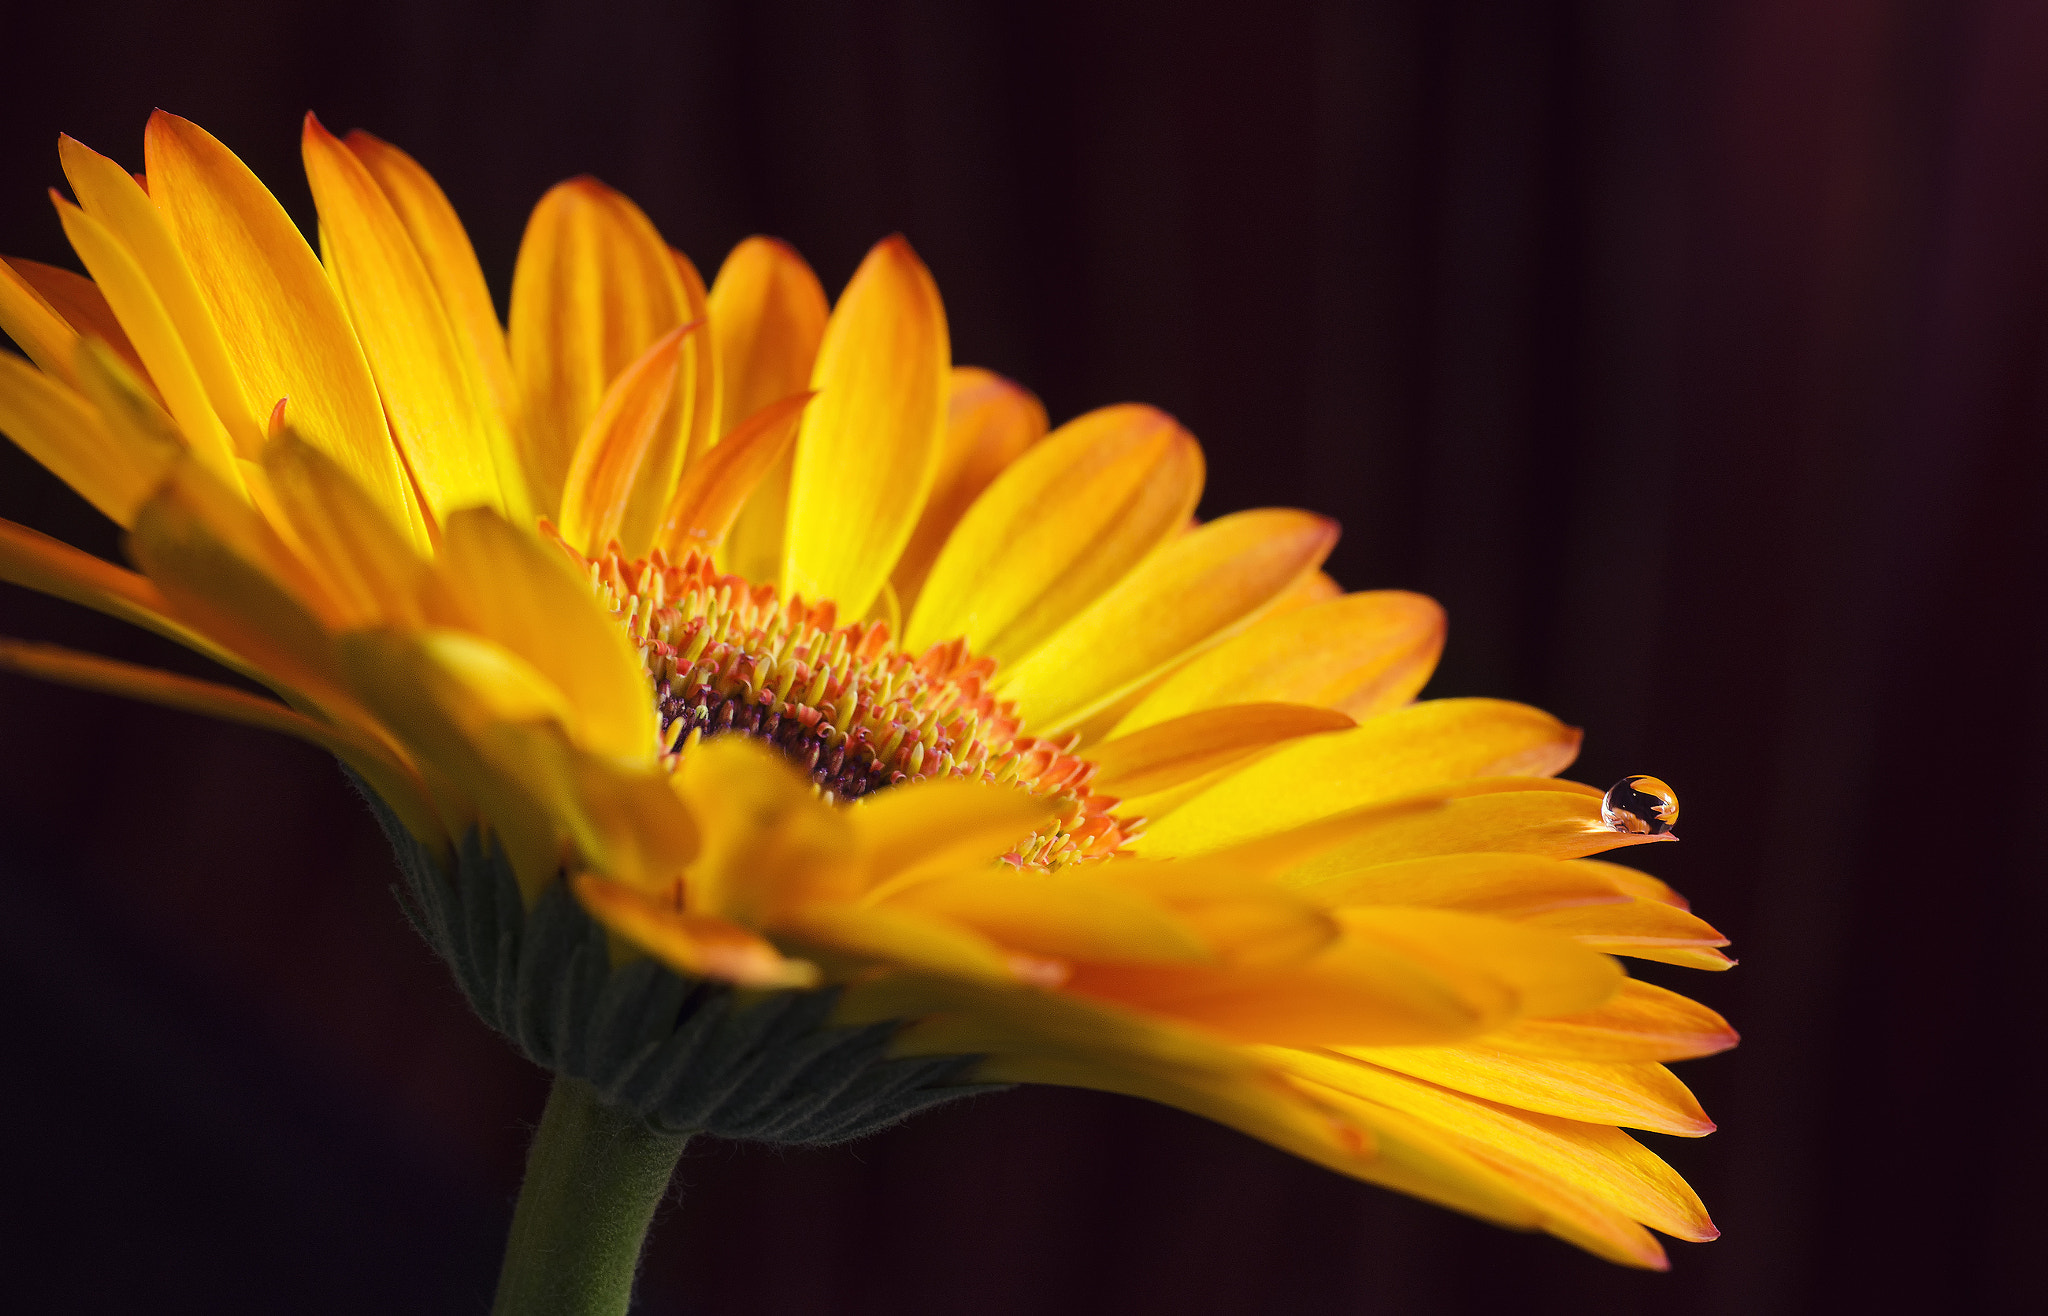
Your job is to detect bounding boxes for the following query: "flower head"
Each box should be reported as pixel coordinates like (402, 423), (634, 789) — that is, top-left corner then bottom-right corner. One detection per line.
(0, 111), (1734, 1269)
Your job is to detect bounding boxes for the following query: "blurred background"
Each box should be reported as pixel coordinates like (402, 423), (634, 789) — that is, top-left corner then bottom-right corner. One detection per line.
(2, 1), (2043, 1312)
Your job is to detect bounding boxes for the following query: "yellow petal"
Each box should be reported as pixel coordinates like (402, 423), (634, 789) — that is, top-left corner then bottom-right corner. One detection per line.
(1091, 858), (1339, 969)
(1088, 702), (1355, 798)
(1483, 978), (1739, 1062)
(1, 257), (153, 390)
(1268, 781), (1676, 882)
(881, 867), (1213, 965)
(507, 177), (689, 516)
(671, 735), (857, 922)
(0, 348), (174, 526)
(1341, 1045), (1714, 1136)
(890, 367), (1051, 611)
(653, 391), (811, 557)
(60, 133), (266, 456)
(424, 508), (655, 760)
(1293, 852), (1633, 916)
(998, 508), (1340, 732)
(143, 112), (424, 543)
(574, 875), (820, 988)
(783, 235), (949, 618)
(710, 237), (829, 584)
(0, 255), (77, 379)
(1339, 907), (1623, 1020)
(904, 402), (1200, 663)
(1115, 590), (1445, 734)
(302, 115), (526, 523)
(343, 130), (521, 456)
(50, 193), (242, 482)
(847, 775), (1058, 895)
(1138, 699), (1581, 857)
(0, 636), (437, 842)
(555, 325), (689, 555)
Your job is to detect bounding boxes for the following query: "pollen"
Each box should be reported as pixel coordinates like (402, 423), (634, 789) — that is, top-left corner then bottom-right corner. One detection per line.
(562, 536), (1137, 868)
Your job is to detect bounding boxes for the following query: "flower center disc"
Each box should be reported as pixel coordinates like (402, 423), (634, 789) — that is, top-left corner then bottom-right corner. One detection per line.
(574, 541), (1135, 868)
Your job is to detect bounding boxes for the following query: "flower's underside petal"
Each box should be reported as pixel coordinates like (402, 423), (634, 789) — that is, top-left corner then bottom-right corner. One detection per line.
(0, 636), (438, 841)
(1088, 702), (1356, 799)
(847, 775), (1058, 894)
(302, 115), (525, 524)
(0, 515), (229, 662)
(143, 112), (425, 545)
(343, 131), (521, 459)
(574, 876), (819, 987)
(337, 628), (567, 891)
(1265, 782), (1677, 883)
(555, 326), (688, 556)
(1278, 1057), (1703, 1264)
(1480, 978), (1739, 1062)
(50, 193), (243, 482)
(998, 508), (1340, 732)
(1521, 897), (1734, 970)
(1116, 590), (1446, 735)
(58, 135), (266, 457)
(905, 401), (1197, 663)
(653, 391), (811, 557)
(0, 348), (174, 526)
(425, 508), (654, 760)
(783, 236), (948, 619)
(261, 431), (427, 628)
(890, 367), (1048, 611)
(127, 458), (354, 702)
(1340, 1044), (1713, 1136)
(879, 867), (1214, 966)
(508, 177), (690, 518)
(710, 237), (829, 585)
(1, 257), (151, 388)
(1138, 700), (1582, 858)
(780, 902), (1027, 983)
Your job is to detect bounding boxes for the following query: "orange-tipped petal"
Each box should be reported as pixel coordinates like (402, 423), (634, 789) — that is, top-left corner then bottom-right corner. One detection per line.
(143, 112), (424, 544)
(905, 402), (1202, 663)
(508, 177), (691, 516)
(555, 325), (690, 555)
(890, 367), (1049, 609)
(1482, 979), (1740, 1062)
(710, 237), (828, 584)
(302, 115), (527, 522)
(783, 235), (949, 619)
(343, 130), (521, 452)
(652, 390), (812, 556)
(59, 133), (265, 456)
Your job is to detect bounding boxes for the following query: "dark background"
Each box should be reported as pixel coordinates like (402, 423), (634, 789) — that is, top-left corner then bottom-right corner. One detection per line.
(2, 1), (2043, 1312)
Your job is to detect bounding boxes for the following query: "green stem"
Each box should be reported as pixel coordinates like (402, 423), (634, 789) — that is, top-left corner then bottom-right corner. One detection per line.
(492, 1076), (690, 1316)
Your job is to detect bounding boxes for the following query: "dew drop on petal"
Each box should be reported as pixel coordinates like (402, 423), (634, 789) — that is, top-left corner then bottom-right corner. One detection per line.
(1602, 774), (1680, 835)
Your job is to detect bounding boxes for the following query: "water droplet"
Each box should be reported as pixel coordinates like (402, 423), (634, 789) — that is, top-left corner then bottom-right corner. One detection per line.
(1602, 775), (1680, 835)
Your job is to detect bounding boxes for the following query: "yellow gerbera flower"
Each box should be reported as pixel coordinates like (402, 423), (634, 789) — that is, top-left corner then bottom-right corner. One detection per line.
(0, 109), (1734, 1290)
